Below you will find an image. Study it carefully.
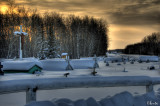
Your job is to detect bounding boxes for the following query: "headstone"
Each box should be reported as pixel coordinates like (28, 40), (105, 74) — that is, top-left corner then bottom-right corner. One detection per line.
(130, 61), (134, 64)
(106, 62), (109, 66)
(123, 60), (126, 64)
(148, 66), (155, 70)
(91, 70), (97, 76)
(104, 59), (106, 63)
(66, 56), (73, 70)
(93, 54), (99, 68)
(146, 59), (150, 63)
(0, 62), (4, 75)
(123, 67), (128, 72)
(138, 59), (142, 63)
(117, 62), (121, 65)
(127, 56), (130, 61)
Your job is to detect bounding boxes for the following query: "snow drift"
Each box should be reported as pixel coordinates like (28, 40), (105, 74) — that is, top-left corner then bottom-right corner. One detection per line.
(25, 91), (160, 106)
(139, 56), (159, 62)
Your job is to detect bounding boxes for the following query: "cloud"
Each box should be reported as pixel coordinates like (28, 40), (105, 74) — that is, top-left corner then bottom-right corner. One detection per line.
(108, 0), (160, 25)
(2, 0), (160, 49)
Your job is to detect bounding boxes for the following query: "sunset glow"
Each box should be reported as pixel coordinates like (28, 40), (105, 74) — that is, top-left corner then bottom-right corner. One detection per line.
(0, 0), (160, 50)
(0, 5), (8, 13)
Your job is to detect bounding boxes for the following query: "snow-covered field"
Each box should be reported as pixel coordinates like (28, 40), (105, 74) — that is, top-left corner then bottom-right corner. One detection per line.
(0, 55), (160, 106)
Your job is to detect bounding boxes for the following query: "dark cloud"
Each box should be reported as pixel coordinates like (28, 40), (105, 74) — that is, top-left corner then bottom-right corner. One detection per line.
(110, 10), (160, 25)
(108, 0), (160, 25)
(2, 0), (159, 26)
(0, 0), (8, 4)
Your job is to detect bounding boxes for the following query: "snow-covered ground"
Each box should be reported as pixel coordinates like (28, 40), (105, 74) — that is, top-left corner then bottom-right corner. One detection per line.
(0, 55), (160, 106)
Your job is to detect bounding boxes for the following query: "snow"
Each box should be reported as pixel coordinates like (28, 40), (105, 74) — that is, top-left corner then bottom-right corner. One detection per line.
(40, 59), (67, 71)
(0, 54), (160, 106)
(71, 60), (95, 69)
(25, 101), (55, 106)
(139, 56), (159, 62)
(61, 53), (68, 56)
(105, 57), (122, 62)
(25, 91), (160, 106)
(40, 59), (96, 71)
(14, 31), (28, 36)
(2, 58), (43, 71)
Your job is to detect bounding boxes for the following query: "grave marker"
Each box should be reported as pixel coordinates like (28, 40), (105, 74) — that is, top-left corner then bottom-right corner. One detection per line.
(0, 62), (4, 75)
(93, 54), (99, 68)
(66, 56), (73, 70)
(14, 25), (28, 60)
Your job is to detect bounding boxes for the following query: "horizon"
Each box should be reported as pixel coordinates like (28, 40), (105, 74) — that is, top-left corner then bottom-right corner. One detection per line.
(0, 0), (160, 50)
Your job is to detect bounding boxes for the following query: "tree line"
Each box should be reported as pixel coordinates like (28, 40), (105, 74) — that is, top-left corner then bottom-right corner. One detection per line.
(124, 32), (160, 56)
(0, 1), (108, 59)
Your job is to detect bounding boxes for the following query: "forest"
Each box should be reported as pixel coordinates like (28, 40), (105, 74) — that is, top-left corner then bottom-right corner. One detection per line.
(0, 1), (109, 59)
(124, 32), (160, 56)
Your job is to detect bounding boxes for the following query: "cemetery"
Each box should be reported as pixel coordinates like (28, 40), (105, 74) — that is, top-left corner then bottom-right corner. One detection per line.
(0, 51), (160, 106)
(0, 26), (160, 106)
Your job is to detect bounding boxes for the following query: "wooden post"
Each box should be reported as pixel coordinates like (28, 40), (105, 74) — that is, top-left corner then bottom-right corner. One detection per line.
(146, 84), (153, 93)
(26, 87), (37, 104)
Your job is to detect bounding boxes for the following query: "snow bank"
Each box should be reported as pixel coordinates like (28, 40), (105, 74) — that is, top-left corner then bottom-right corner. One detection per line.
(25, 91), (160, 106)
(2, 58), (43, 71)
(139, 56), (159, 62)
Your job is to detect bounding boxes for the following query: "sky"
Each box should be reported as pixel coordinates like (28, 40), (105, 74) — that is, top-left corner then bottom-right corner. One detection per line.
(0, 0), (160, 50)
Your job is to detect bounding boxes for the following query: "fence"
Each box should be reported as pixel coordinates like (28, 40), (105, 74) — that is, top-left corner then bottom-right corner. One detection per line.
(0, 76), (160, 104)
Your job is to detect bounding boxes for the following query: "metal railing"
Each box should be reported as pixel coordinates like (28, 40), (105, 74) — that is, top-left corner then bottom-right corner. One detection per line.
(0, 76), (160, 104)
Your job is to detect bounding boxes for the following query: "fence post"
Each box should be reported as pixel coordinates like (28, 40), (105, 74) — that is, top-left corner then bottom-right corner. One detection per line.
(26, 87), (37, 104)
(146, 84), (153, 93)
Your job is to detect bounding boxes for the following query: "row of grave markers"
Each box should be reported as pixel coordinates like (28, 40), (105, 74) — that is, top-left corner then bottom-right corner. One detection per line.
(0, 54), (99, 76)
